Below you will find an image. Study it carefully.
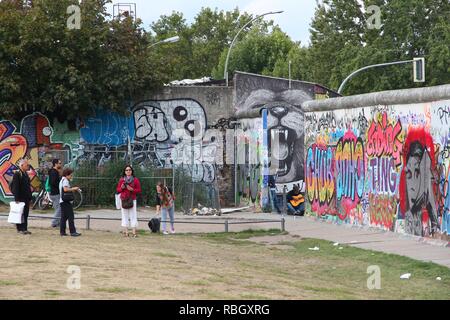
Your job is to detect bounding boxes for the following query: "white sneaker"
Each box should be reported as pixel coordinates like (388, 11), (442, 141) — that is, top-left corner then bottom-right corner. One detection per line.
(170, 229), (176, 234)
(163, 231), (169, 235)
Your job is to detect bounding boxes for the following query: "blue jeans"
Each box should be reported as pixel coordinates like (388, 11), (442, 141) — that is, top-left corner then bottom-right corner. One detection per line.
(161, 206), (175, 232)
(50, 194), (61, 227)
(287, 203), (305, 215)
(270, 188), (281, 213)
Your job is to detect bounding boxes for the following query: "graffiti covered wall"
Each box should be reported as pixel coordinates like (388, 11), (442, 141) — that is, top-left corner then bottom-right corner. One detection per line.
(0, 96), (229, 204)
(305, 100), (450, 238)
(234, 72), (339, 209)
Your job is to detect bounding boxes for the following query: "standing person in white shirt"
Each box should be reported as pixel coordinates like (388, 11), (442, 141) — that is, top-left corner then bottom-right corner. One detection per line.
(59, 168), (81, 237)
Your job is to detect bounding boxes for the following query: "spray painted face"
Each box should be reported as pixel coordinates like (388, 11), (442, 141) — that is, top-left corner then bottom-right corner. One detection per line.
(133, 100), (207, 144)
(405, 155), (422, 210)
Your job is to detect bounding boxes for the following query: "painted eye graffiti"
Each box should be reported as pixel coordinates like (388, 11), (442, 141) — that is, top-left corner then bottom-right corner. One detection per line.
(184, 120), (202, 138)
(173, 106), (188, 122)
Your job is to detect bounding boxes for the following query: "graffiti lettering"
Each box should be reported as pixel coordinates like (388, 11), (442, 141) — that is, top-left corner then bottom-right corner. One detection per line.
(366, 113), (403, 166)
(368, 157), (398, 195)
(335, 132), (365, 202)
(306, 144), (334, 205)
(369, 194), (397, 230)
(437, 106), (450, 125)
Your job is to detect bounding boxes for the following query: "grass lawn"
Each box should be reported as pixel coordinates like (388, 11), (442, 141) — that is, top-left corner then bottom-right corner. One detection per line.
(0, 227), (448, 299)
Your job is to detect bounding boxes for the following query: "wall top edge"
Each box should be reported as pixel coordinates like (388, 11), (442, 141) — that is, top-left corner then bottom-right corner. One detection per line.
(303, 84), (450, 112)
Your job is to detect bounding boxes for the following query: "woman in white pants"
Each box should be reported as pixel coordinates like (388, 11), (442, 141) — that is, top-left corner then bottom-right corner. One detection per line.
(116, 165), (141, 237)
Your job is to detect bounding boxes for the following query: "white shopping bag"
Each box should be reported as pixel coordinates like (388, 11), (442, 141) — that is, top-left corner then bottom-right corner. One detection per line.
(115, 193), (122, 210)
(8, 201), (25, 224)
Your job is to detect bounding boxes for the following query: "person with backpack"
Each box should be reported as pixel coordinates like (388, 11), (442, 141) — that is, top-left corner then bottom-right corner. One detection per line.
(48, 159), (63, 228)
(59, 167), (81, 237)
(156, 182), (175, 235)
(116, 165), (141, 238)
(11, 159), (33, 235)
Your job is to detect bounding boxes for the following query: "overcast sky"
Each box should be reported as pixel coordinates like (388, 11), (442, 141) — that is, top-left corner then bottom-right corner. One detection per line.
(106, 0), (318, 45)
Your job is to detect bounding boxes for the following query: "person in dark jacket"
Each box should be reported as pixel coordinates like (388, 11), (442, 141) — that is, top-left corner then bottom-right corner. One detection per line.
(49, 159), (63, 228)
(268, 174), (281, 214)
(11, 159), (33, 235)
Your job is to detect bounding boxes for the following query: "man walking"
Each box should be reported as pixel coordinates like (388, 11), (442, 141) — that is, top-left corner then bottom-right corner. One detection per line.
(11, 159), (33, 235)
(268, 174), (281, 214)
(49, 159), (62, 228)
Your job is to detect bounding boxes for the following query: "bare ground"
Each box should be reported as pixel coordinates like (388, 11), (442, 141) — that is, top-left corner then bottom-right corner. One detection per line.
(0, 226), (449, 300)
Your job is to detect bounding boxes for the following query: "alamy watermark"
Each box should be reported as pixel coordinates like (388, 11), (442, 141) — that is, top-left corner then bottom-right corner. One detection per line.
(367, 265), (381, 290)
(366, 5), (382, 30)
(67, 265), (81, 290)
(67, 4), (81, 30)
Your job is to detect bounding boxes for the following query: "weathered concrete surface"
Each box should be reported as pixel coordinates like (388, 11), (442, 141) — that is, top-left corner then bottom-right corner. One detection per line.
(0, 208), (449, 268)
(149, 85), (235, 123)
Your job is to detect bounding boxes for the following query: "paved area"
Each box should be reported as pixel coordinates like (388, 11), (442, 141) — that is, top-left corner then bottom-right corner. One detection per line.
(0, 207), (449, 268)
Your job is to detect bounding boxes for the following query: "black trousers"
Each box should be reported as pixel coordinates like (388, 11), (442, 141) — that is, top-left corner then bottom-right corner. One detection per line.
(60, 202), (77, 235)
(16, 202), (30, 232)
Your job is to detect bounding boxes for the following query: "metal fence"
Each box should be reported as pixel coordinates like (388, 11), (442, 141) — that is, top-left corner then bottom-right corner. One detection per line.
(33, 149), (221, 212)
(0, 214), (285, 233)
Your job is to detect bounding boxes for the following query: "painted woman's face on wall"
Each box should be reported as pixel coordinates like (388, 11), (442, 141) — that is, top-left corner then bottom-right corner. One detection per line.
(405, 155), (421, 209)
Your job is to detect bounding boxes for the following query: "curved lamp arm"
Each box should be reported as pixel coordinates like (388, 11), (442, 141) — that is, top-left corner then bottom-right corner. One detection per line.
(224, 11), (283, 87)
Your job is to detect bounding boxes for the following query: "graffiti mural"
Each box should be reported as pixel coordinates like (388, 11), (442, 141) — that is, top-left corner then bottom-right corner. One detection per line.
(399, 128), (440, 237)
(0, 121), (28, 200)
(0, 113), (68, 202)
(335, 131), (365, 219)
(234, 72), (339, 208)
(306, 143), (335, 215)
(305, 100), (450, 239)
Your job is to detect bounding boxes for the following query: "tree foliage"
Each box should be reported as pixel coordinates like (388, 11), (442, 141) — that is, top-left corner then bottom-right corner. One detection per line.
(0, 0), (162, 120)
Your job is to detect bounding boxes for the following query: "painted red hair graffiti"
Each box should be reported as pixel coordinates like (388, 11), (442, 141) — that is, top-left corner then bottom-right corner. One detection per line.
(399, 127), (437, 217)
(399, 128), (439, 236)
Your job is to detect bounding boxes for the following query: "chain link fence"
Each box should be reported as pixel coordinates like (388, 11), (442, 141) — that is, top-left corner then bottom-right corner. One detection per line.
(33, 149), (221, 212)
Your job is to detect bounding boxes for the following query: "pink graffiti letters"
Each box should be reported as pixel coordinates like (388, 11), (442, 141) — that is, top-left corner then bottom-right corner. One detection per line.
(366, 112), (403, 166)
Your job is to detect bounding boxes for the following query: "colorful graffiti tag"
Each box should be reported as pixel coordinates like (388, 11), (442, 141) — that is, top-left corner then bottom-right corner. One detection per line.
(0, 121), (28, 199)
(306, 143), (335, 214)
(0, 113), (66, 202)
(305, 100), (450, 239)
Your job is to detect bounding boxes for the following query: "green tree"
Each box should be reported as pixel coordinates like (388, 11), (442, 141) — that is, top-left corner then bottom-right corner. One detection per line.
(306, 0), (450, 95)
(0, 0), (162, 120)
(149, 8), (258, 81)
(212, 25), (293, 79)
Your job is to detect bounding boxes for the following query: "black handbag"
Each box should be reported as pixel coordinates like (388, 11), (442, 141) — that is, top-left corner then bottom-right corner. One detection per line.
(61, 184), (74, 202)
(148, 217), (161, 233)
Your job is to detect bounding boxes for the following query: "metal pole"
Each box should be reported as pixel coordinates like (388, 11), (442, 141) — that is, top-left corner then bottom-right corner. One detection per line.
(172, 162), (175, 212)
(281, 217), (285, 232)
(190, 137), (194, 212)
(224, 11), (283, 87)
(289, 60), (292, 89)
(338, 60), (414, 94)
(86, 215), (90, 230)
(225, 219), (229, 233)
(283, 185), (287, 215)
(234, 127), (238, 207)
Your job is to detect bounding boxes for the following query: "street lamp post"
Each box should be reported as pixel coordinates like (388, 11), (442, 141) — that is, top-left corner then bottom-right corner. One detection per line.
(223, 10), (284, 87)
(148, 35), (180, 48)
(337, 58), (425, 94)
